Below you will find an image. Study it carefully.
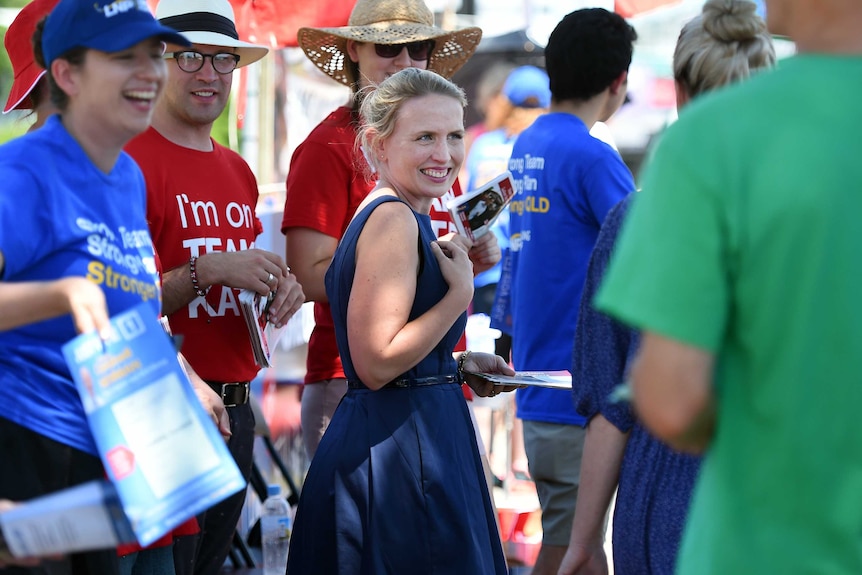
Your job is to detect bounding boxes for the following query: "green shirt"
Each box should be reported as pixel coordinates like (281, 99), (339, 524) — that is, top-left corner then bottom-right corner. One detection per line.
(597, 55), (862, 574)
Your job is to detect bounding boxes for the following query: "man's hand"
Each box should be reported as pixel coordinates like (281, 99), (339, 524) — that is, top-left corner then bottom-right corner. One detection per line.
(182, 355), (231, 440)
(267, 271), (304, 328)
(197, 249), (289, 296)
(199, 249), (305, 326)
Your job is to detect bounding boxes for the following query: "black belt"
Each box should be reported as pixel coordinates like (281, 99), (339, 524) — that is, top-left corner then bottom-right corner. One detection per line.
(205, 380), (250, 407)
(347, 374), (459, 390)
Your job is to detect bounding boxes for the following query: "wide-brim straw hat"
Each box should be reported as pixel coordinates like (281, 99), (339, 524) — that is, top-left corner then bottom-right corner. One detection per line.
(156, 0), (269, 68)
(298, 0), (482, 87)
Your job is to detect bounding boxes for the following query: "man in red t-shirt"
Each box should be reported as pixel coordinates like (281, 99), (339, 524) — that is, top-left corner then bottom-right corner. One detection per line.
(126, 1), (303, 573)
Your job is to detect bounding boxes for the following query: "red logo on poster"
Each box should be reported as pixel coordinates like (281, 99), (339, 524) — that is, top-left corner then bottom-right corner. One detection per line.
(107, 446), (136, 480)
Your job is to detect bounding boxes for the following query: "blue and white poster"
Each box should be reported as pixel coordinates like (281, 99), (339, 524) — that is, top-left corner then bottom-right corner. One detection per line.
(62, 303), (245, 546)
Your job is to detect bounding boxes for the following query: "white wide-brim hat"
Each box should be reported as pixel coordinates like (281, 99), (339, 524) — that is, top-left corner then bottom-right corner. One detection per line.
(155, 0), (269, 67)
(298, 0), (482, 87)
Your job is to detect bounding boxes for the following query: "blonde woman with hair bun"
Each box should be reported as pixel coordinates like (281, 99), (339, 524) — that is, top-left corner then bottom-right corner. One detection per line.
(590, 0), (862, 569)
(558, 2), (774, 575)
(673, 0), (775, 104)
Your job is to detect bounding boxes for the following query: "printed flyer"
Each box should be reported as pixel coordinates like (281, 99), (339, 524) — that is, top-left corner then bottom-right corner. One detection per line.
(0, 480), (134, 559)
(447, 171), (516, 241)
(239, 289), (286, 368)
(62, 302), (245, 547)
(464, 369), (572, 389)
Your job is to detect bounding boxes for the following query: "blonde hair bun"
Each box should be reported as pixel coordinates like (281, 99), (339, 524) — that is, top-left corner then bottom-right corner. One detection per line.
(702, 0), (763, 44)
(673, 0), (775, 98)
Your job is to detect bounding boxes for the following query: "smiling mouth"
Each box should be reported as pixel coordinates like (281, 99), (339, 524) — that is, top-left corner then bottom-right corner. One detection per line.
(192, 90), (216, 97)
(124, 89), (157, 102)
(421, 168), (450, 178)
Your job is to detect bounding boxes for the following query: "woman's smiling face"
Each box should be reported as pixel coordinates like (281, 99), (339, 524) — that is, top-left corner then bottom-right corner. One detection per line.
(376, 93), (465, 213)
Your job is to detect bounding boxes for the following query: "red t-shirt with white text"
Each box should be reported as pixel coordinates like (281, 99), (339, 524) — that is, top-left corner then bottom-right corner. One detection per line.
(127, 127), (262, 383)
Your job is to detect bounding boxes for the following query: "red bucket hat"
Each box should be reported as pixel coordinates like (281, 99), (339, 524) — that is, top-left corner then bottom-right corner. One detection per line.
(3, 0), (60, 114)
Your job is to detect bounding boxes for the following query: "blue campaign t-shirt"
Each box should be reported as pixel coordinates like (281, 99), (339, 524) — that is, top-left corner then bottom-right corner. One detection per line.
(0, 116), (160, 455)
(508, 113), (633, 425)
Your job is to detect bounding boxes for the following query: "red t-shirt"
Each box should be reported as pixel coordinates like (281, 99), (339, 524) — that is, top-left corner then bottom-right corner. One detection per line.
(282, 107), (465, 383)
(127, 127), (263, 383)
(282, 107), (370, 383)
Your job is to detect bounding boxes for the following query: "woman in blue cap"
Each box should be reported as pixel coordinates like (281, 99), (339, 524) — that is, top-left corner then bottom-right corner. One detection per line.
(0, 1), (213, 573)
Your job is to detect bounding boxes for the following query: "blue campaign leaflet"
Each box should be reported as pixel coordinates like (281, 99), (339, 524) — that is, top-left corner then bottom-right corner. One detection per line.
(62, 302), (245, 547)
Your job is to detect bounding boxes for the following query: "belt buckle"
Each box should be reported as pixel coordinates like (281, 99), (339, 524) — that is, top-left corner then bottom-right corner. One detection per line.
(221, 382), (249, 407)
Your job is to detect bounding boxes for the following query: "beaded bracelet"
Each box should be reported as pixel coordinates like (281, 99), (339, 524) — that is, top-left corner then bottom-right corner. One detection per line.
(457, 350), (473, 384)
(189, 256), (210, 298)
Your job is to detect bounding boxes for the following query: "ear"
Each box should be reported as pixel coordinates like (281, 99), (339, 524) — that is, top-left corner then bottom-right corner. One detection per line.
(374, 136), (387, 164)
(609, 70), (628, 95)
(346, 39), (361, 64)
(51, 58), (81, 100)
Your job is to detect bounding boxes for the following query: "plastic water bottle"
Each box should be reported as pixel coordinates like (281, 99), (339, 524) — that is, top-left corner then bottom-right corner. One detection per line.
(261, 484), (291, 575)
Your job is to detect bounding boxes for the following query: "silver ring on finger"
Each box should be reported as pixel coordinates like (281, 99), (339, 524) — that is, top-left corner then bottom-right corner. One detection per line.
(266, 272), (275, 285)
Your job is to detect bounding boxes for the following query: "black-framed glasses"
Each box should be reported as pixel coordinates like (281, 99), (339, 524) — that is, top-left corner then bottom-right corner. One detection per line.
(373, 40), (435, 61)
(165, 51), (241, 75)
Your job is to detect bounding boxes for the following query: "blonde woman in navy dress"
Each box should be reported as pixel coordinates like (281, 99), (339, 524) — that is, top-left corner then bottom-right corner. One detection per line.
(287, 67), (518, 574)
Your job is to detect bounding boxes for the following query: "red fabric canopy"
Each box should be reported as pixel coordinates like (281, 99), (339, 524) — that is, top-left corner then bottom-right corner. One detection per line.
(229, 0), (355, 49)
(146, 0), (355, 49)
(615, 0), (682, 18)
(146, 1), (681, 48)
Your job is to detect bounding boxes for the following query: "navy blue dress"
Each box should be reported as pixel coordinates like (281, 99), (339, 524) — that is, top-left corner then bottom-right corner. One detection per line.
(572, 194), (701, 574)
(287, 196), (507, 575)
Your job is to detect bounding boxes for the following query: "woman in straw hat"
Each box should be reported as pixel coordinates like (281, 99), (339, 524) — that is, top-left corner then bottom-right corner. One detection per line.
(287, 66), (514, 575)
(280, 0), (494, 463)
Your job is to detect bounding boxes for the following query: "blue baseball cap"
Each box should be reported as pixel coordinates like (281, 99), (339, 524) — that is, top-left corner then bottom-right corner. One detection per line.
(42, 0), (190, 67)
(502, 66), (551, 109)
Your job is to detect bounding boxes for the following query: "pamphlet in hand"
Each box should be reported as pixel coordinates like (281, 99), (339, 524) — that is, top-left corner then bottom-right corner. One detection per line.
(464, 369), (572, 389)
(447, 171), (516, 241)
(61, 302), (245, 548)
(0, 480), (134, 560)
(239, 289), (286, 367)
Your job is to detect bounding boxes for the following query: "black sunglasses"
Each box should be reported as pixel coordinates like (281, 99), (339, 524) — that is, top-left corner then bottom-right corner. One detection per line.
(373, 40), (435, 61)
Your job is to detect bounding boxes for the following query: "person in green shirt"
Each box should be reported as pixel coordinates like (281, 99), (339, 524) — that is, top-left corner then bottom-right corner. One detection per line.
(595, 0), (862, 573)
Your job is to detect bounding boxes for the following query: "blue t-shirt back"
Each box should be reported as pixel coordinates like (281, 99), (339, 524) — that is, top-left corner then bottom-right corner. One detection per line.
(508, 113), (634, 425)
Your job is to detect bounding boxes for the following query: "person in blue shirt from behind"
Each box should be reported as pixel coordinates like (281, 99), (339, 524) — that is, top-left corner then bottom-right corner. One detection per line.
(465, 65), (549, 314)
(506, 9), (636, 575)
